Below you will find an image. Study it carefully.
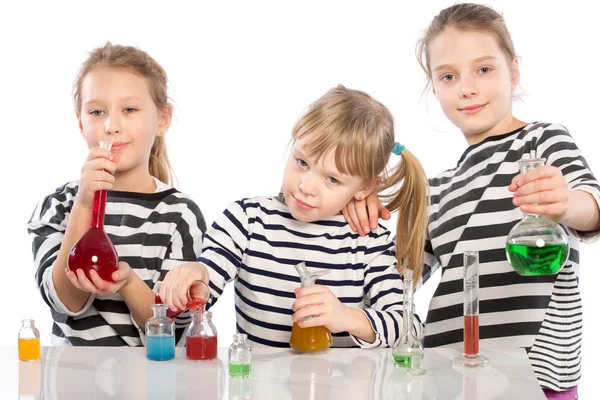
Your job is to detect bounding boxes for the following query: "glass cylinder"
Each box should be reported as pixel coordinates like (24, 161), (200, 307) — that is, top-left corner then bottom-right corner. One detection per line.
(289, 262), (333, 353)
(146, 304), (175, 361)
(155, 280), (210, 318)
(392, 270), (425, 375)
(453, 251), (489, 367)
(186, 310), (218, 361)
(229, 333), (252, 377)
(506, 158), (570, 276)
(18, 319), (40, 361)
(67, 141), (119, 282)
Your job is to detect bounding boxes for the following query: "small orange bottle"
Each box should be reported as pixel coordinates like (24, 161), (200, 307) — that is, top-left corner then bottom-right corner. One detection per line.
(18, 319), (41, 361)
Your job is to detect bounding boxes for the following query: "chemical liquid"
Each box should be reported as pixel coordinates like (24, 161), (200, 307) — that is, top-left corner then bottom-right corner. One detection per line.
(506, 242), (568, 276)
(18, 338), (40, 361)
(68, 190), (118, 281)
(464, 315), (479, 355)
(392, 353), (412, 367)
(289, 322), (332, 353)
(186, 336), (217, 361)
(229, 363), (251, 377)
(146, 335), (175, 361)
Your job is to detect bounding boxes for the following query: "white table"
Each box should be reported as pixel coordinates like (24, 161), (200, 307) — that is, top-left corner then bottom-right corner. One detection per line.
(6, 346), (545, 399)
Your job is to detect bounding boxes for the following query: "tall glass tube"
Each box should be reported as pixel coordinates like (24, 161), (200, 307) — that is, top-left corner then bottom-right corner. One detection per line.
(453, 251), (489, 367)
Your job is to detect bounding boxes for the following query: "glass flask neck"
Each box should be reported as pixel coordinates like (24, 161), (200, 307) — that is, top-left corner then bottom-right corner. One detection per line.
(21, 319), (35, 328)
(233, 333), (247, 344)
(518, 157), (546, 176)
(401, 270), (414, 334)
(91, 190), (108, 229)
(91, 141), (113, 229)
(193, 310), (212, 321)
(152, 304), (168, 319)
(295, 262), (330, 288)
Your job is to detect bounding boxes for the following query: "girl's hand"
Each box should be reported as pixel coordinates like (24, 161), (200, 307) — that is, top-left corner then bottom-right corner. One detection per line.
(509, 165), (568, 220)
(66, 261), (133, 295)
(342, 192), (391, 237)
(159, 262), (209, 314)
(291, 285), (349, 333)
(75, 146), (119, 210)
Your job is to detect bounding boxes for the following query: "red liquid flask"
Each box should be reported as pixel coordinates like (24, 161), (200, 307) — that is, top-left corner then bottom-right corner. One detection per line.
(186, 310), (218, 361)
(155, 280), (209, 318)
(67, 141), (119, 282)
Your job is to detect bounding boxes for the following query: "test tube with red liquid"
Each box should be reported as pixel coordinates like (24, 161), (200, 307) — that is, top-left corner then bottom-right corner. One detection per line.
(453, 251), (489, 367)
(154, 280), (209, 318)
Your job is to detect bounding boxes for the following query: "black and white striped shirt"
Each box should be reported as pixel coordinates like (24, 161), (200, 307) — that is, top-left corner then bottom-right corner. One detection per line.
(27, 179), (206, 346)
(201, 195), (419, 348)
(421, 122), (600, 391)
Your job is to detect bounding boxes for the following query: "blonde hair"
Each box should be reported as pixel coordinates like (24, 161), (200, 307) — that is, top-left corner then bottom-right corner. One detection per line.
(73, 42), (175, 185)
(416, 3), (517, 92)
(292, 85), (429, 283)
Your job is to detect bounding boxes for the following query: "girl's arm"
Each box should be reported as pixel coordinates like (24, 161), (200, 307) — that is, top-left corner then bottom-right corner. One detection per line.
(128, 194), (206, 343)
(510, 125), (600, 238)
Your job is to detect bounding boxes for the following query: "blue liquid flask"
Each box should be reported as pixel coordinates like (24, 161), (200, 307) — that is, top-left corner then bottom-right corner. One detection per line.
(146, 304), (175, 361)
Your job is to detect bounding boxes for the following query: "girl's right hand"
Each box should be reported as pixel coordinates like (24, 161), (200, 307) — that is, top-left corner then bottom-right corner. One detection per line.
(75, 146), (119, 209)
(341, 192), (391, 236)
(160, 262), (209, 313)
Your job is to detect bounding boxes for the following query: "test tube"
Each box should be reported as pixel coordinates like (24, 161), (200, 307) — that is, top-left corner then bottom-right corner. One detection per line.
(453, 251), (489, 367)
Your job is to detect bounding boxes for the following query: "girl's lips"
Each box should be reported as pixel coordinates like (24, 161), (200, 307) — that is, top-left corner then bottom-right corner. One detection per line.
(460, 104), (487, 115)
(110, 143), (128, 151)
(294, 196), (315, 210)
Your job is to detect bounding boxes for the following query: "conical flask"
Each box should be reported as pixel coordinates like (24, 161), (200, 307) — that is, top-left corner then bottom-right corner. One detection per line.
(67, 141), (119, 282)
(506, 157), (569, 276)
(289, 262), (333, 353)
(392, 269), (425, 375)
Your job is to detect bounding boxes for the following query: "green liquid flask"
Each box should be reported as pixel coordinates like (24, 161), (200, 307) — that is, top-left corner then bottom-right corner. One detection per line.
(506, 158), (569, 276)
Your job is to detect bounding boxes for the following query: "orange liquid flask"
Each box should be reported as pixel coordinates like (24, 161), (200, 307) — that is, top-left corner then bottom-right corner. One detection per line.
(18, 319), (41, 361)
(290, 262), (332, 353)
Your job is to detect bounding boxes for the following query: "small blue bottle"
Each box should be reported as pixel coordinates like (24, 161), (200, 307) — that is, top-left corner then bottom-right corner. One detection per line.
(146, 304), (175, 361)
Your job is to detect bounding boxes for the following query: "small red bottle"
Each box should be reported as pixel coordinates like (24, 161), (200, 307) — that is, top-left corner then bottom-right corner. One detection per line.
(186, 310), (218, 361)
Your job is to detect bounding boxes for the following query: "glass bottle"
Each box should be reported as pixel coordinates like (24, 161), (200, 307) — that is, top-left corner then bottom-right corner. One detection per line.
(453, 251), (489, 367)
(392, 269), (425, 375)
(68, 141), (119, 282)
(186, 310), (218, 361)
(155, 280), (210, 318)
(506, 157), (569, 276)
(146, 304), (175, 361)
(289, 262), (333, 353)
(229, 333), (252, 377)
(18, 319), (40, 361)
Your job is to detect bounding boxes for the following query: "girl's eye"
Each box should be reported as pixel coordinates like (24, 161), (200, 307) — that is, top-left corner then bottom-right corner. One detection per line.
(442, 74), (456, 82)
(327, 177), (339, 185)
(89, 110), (104, 116)
(297, 159), (308, 168)
(124, 107), (137, 113)
(479, 67), (492, 73)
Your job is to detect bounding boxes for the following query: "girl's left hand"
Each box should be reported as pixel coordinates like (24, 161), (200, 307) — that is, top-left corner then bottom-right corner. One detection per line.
(66, 261), (133, 295)
(509, 165), (568, 220)
(291, 285), (349, 333)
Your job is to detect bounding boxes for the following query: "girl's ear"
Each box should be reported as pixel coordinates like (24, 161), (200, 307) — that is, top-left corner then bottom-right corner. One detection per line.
(157, 105), (173, 136)
(510, 57), (521, 89)
(354, 180), (378, 201)
(76, 113), (85, 138)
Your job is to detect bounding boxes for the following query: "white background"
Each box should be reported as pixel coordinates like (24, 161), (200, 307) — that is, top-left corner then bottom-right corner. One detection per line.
(1, 0), (598, 397)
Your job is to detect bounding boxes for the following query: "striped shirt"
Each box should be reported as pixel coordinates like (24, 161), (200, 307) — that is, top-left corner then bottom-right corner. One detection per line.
(421, 122), (600, 391)
(200, 195), (419, 348)
(27, 178), (206, 346)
